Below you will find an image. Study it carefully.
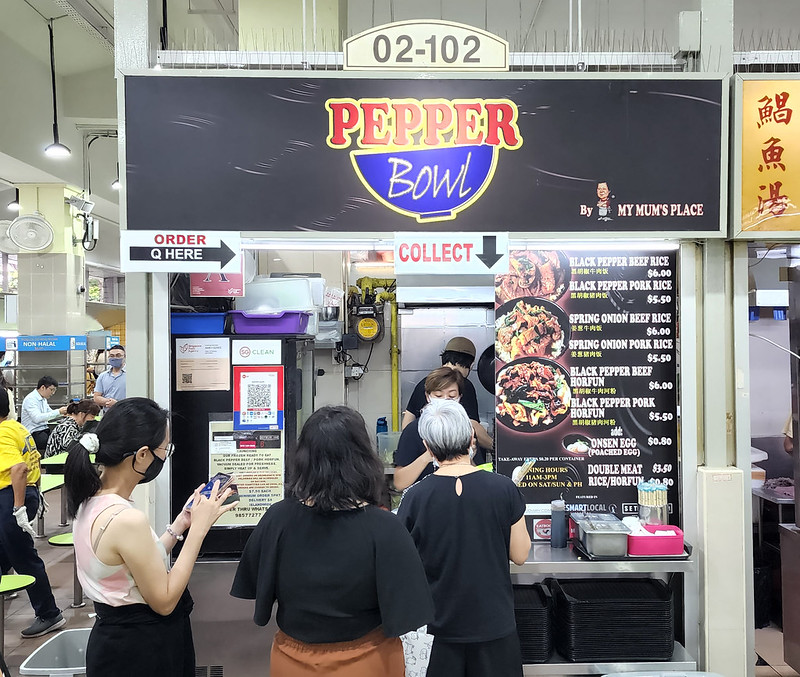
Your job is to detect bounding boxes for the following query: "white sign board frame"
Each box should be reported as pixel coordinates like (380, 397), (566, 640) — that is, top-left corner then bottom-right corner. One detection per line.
(394, 231), (509, 275)
(121, 230), (241, 273)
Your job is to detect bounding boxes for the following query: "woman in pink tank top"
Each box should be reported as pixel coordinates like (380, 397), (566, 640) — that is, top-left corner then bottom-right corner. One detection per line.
(65, 397), (236, 677)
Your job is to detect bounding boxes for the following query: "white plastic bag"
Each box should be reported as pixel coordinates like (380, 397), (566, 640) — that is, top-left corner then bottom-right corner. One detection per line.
(400, 626), (433, 677)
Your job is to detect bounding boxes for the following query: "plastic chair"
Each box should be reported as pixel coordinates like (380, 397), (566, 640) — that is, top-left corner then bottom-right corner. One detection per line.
(47, 534), (84, 608)
(19, 628), (91, 677)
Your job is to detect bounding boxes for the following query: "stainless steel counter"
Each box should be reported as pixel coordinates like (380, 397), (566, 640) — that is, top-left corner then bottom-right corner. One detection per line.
(512, 542), (695, 575)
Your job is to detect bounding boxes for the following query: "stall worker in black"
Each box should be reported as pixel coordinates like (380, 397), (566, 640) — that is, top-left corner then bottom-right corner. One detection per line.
(402, 336), (493, 450)
(398, 399), (531, 677)
(65, 398), (237, 677)
(231, 406), (433, 677)
(395, 367), (487, 490)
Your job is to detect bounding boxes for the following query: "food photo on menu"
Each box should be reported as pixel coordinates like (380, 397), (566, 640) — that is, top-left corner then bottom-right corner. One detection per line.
(494, 248), (680, 528)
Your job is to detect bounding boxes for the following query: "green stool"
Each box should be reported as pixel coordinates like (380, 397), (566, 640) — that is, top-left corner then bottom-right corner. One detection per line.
(48, 533), (84, 609)
(0, 574), (35, 657)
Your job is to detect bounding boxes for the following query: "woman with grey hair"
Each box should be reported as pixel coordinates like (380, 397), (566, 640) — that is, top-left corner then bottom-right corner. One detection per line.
(397, 399), (531, 677)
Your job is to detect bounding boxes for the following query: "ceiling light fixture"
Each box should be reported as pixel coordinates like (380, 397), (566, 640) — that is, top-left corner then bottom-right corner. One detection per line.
(6, 189), (19, 212)
(43, 20), (71, 159)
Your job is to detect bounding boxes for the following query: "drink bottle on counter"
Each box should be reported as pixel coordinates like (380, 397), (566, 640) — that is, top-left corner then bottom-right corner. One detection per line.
(550, 499), (568, 548)
(376, 417), (388, 440)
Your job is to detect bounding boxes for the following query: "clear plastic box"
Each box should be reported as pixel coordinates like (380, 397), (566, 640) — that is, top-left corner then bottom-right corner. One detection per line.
(19, 628), (91, 676)
(235, 278), (315, 314)
(376, 431), (403, 463)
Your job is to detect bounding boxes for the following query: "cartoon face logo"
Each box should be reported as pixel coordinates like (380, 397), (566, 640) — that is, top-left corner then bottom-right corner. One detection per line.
(326, 98), (523, 222)
(596, 181), (613, 221)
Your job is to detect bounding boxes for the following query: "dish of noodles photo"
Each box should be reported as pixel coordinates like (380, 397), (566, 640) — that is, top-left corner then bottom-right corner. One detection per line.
(495, 250), (570, 304)
(495, 297), (570, 363)
(496, 358), (572, 432)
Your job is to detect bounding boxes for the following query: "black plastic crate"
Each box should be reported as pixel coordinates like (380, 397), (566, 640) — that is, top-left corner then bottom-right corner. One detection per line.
(549, 578), (674, 662)
(514, 584), (552, 663)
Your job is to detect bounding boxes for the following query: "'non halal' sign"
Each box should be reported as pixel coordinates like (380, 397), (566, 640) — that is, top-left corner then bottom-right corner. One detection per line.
(326, 98), (522, 222)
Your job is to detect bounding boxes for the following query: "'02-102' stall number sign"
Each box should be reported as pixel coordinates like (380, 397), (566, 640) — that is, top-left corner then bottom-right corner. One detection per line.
(326, 97), (522, 223)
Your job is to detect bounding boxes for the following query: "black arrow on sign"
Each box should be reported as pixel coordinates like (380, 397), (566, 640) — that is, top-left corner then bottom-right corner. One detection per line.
(130, 241), (236, 268)
(476, 235), (502, 269)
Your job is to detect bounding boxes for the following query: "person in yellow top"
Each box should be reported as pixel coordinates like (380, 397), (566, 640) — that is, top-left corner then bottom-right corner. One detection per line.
(0, 393), (65, 638)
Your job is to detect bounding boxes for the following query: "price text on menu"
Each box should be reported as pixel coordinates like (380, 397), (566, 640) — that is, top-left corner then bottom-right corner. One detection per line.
(494, 248), (679, 520)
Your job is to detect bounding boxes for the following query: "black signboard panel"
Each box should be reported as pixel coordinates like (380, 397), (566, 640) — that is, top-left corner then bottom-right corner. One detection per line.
(124, 76), (722, 233)
(494, 248), (679, 520)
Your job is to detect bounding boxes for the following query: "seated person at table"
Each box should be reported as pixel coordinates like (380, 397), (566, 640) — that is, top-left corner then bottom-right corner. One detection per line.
(401, 337), (493, 451)
(45, 399), (100, 458)
(394, 367), (487, 491)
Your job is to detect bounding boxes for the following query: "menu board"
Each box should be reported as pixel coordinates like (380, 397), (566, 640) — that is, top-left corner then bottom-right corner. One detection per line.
(494, 249), (679, 521)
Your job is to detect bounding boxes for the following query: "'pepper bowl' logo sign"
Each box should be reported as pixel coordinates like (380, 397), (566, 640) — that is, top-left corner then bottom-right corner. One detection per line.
(326, 98), (523, 222)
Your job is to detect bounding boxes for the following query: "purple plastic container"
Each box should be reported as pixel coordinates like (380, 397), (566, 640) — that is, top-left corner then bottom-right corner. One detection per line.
(229, 310), (310, 334)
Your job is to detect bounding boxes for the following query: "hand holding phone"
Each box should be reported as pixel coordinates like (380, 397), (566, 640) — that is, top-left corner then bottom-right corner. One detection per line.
(184, 472), (235, 511)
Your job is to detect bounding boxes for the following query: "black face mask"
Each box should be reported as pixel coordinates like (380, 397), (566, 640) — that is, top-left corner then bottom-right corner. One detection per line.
(132, 449), (165, 484)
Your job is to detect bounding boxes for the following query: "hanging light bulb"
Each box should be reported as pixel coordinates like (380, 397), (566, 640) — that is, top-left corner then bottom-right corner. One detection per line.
(43, 20), (71, 159)
(6, 189), (19, 212)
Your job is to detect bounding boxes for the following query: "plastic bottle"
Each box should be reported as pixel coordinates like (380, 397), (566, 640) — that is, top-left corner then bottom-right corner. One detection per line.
(550, 499), (568, 548)
(376, 417), (388, 438)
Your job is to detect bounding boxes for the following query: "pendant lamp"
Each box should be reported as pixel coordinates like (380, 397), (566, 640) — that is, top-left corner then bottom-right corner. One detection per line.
(6, 189), (19, 212)
(44, 20), (71, 159)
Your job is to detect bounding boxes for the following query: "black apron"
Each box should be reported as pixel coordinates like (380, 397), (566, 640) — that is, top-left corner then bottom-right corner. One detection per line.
(87, 588), (195, 677)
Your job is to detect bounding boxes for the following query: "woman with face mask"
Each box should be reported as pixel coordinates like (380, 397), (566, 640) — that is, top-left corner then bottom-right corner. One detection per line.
(64, 397), (237, 677)
(44, 399), (100, 458)
(394, 367), (485, 491)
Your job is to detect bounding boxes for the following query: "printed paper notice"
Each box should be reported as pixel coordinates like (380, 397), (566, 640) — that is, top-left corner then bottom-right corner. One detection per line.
(233, 365), (284, 430)
(175, 338), (230, 391)
(207, 417), (284, 527)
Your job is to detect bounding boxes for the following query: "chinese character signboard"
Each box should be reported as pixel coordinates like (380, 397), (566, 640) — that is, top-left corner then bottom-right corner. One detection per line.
(124, 76), (724, 237)
(739, 77), (800, 235)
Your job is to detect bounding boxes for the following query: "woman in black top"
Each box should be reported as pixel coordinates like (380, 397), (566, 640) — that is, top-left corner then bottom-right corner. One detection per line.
(231, 406), (433, 677)
(398, 399), (531, 677)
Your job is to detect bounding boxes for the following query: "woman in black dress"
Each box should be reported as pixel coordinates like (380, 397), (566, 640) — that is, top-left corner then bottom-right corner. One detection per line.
(398, 398), (531, 677)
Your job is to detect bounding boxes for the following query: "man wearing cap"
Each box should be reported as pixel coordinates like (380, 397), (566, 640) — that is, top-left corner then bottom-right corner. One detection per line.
(401, 337), (493, 451)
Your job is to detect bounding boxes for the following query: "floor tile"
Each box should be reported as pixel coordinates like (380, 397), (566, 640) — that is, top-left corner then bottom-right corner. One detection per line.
(758, 626), (789, 667)
(776, 667), (800, 677)
(757, 667), (781, 677)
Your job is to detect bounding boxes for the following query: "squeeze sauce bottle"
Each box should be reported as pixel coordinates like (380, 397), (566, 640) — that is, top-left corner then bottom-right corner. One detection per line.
(550, 499), (568, 549)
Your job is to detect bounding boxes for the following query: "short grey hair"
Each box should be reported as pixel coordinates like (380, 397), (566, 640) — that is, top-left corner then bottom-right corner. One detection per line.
(418, 399), (473, 461)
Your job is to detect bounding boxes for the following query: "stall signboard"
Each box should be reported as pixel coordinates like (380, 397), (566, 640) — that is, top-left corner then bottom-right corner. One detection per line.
(190, 272), (244, 298)
(208, 417), (284, 527)
(124, 76), (724, 237)
(104, 335), (121, 350)
(233, 365), (284, 431)
(4, 336), (87, 351)
(120, 230), (241, 273)
(232, 339), (282, 365)
(394, 232), (508, 274)
(737, 77), (800, 236)
(494, 248), (679, 521)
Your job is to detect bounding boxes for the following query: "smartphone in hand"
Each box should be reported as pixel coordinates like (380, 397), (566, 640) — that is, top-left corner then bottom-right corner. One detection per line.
(185, 472), (235, 510)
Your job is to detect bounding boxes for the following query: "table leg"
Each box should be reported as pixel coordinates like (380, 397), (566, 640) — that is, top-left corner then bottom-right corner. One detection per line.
(36, 512), (44, 538)
(71, 564), (84, 608)
(60, 488), (67, 527)
(0, 595), (4, 657)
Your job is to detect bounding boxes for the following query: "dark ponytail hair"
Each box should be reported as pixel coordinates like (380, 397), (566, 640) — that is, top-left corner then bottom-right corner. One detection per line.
(66, 399), (101, 417)
(65, 397), (169, 517)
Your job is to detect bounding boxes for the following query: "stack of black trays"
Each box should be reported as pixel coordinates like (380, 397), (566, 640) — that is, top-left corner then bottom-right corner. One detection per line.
(513, 584), (552, 663)
(550, 578), (674, 662)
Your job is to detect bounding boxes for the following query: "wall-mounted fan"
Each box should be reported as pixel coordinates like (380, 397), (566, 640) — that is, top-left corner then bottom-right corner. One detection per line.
(0, 221), (21, 255)
(8, 212), (55, 252)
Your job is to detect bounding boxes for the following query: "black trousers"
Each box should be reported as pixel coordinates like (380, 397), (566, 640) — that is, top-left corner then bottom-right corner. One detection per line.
(426, 631), (523, 677)
(31, 429), (50, 453)
(0, 486), (60, 619)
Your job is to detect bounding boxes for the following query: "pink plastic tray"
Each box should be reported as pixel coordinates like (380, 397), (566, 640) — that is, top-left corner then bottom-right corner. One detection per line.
(627, 524), (684, 556)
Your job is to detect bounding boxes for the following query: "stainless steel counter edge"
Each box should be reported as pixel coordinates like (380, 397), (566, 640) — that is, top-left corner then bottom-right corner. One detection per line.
(511, 543), (696, 574)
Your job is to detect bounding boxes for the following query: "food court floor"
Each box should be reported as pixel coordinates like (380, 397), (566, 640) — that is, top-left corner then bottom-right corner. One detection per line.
(3, 487), (800, 676)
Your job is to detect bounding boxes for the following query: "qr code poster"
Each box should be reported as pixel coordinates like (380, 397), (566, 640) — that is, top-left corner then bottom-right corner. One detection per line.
(233, 365), (284, 431)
